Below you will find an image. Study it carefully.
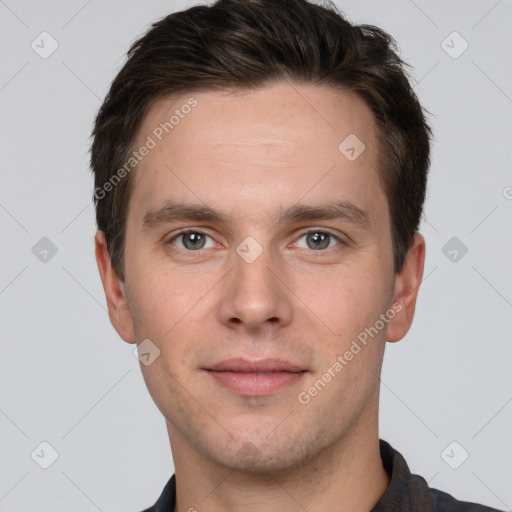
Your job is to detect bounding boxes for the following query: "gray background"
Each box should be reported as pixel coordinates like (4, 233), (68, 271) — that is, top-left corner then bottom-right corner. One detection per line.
(1, 0), (511, 510)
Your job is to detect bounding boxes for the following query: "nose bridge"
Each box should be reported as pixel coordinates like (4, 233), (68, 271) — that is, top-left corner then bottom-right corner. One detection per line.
(233, 238), (277, 307)
(217, 235), (292, 330)
(235, 241), (273, 289)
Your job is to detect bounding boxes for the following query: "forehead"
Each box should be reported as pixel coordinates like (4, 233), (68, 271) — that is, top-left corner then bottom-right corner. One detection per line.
(129, 82), (385, 226)
(135, 82), (377, 155)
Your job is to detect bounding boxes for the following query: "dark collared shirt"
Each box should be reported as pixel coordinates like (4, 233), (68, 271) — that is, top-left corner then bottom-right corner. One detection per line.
(141, 439), (504, 511)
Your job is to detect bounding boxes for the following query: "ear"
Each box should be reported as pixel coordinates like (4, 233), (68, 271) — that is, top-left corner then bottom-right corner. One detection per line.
(386, 232), (426, 343)
(94, 230), (136, 344)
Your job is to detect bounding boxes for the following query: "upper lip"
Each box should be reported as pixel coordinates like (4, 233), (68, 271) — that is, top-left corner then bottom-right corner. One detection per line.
(205, 358), (306, 372)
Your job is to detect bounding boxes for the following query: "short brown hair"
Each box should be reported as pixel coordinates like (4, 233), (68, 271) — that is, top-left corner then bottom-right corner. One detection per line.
(90, 0), (432, 282)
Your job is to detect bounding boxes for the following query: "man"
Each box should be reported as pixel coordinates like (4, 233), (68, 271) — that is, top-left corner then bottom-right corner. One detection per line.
(91, 0), (503, 510)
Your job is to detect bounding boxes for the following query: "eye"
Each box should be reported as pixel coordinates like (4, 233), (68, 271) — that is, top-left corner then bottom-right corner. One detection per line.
(168, 230), (217, 251)
(294, 230), (341, 251)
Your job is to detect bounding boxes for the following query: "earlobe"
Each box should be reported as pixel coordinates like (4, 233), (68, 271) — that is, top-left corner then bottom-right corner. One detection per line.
(386, 233), (426, 343)
(94, 230), (137, 344)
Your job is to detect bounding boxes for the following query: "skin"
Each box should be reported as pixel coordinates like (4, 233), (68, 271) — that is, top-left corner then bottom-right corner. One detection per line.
(95, 82), (425, 512)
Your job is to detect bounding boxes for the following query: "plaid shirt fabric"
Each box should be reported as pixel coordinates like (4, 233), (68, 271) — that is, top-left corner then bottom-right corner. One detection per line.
(141, 439), (504, 512)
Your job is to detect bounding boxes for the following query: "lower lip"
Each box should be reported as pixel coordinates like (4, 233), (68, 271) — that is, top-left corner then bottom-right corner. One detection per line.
(206, 370), (306, 396)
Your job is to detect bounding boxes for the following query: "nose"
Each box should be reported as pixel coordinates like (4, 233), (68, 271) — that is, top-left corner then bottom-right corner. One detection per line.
(216, 243), (293, 334)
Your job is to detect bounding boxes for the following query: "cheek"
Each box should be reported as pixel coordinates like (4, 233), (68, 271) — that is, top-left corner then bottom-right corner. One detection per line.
(125, 260), (222, 376)
(295, 262), (390, 342)
(125, 262), (195, 341)
(125, 229), (201, 326)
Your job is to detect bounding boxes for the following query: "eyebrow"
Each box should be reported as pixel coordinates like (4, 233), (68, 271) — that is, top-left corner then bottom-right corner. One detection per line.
(142, 200), (371, 232)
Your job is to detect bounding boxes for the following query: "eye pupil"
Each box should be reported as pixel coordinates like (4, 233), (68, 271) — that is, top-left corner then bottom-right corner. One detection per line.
(183, 232), (205, 250)
(307, 232), (330, 250)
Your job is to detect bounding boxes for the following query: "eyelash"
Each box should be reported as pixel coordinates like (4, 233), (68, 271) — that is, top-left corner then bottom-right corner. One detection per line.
(165, 228), (344, 254)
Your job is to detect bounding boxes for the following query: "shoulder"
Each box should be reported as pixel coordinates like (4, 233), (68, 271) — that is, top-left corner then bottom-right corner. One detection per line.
(139, 474), (175, 512)
(430, 487), (505, 512)
(377, 439), (504, 512)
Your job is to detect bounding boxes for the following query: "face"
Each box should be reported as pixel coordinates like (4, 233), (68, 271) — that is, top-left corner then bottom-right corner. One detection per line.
(96, 82), (425, 474)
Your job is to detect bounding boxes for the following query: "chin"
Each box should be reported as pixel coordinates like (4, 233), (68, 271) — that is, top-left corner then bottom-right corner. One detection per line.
(204, 429), (326, 476)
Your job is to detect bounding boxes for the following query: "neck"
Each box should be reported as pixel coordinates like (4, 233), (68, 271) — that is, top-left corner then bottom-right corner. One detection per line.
(169, 409), (390, 512)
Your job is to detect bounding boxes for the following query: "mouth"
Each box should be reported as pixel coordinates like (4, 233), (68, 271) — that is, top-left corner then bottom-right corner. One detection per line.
(204, 358), (307, 396)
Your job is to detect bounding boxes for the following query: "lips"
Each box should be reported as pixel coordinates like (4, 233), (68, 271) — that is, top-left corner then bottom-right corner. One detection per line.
(204, 358), (307, 396)
(206, 357), (306, 373)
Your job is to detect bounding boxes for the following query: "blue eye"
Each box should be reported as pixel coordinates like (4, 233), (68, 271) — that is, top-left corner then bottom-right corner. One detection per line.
(167, 229), (342, 253)
(169, 230), (216, 251)
(294, 231), (341, 251)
